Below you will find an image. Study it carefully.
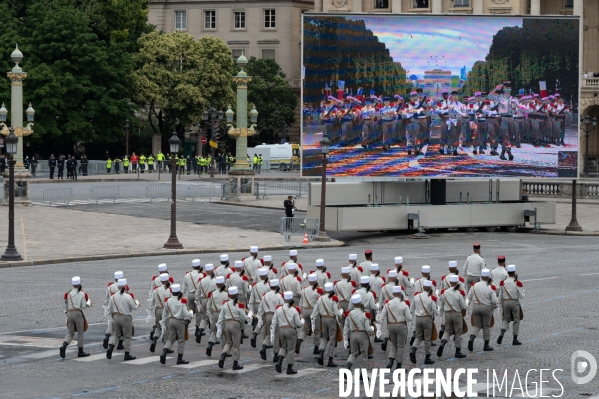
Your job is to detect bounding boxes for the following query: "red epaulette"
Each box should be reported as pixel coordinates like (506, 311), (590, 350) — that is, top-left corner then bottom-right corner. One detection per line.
(334, 281), (338, 286)
(491, 285), (496, 291)
(352, 289), (356, 294)
(381, 277), (386, 283)
(169, 288), (172, 293)
(441, 275), (446, 280)
(317, 288), (324, 295)
(386, 269), (391, 273)
(238, 303), (245, 309)
(405, 300), (410, 307)
(281, 262), (286, 266)
(153, 286), (158, 290)
(294, 306), (301, 313)
(441, 289), (446, 295)
(108, 282), (113, 287)
(110, 292), (115, 296)
(297, 264), (303, 270)
(186, 271), (189, 274)
(384, 299), (390, 304)
(260, 259), (264, 265)
(344, 310), (350, 318)
(276, 305), (282, 310)
(63, 293), (68, 299)
(198, 277), (203, 282)
(181, 298), (188, 304)
(262, 292), (267, 297)
(351, 281), (357, 288)
(296, 277), (302, 283)
(310, 270), (314, 274)
(459, 277), (465, 283)
(431, 295), (437, 302)
(500, 280), (505, 286)
(332, 295), (339, 302)
(402, 271), (409, 276)
(252, 282), (257, 287)
(460, 290), (466, 297)
(222, 299), (228, 305)
(372, 292), (377, 299)
(130, 293), (135, 299)
(357, 266), (363, 272)
(164, 298), (169, 302)
(242, 276), (249, 281)
(207, 291), (212, 298)
(226, 274), (231, 280)
(326, 272), (331, 279)
(279, 293), (283, 298)
(84, 293), (89, 301)
(169, 277), (174, 283)
(472, 282), (476, 286)
(516, 281), (523, 287)
(272, 268), (278, 274)
(152, 276), (157, 281)
(364, 312), (371, 319)
(242, 257), (246, 261)
(432, 281), (437, 286)
(400, 285), (404, 291)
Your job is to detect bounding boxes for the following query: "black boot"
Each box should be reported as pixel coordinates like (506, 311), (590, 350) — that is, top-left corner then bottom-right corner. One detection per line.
(78, 347), (90, 358)
(260, 345), (267, 360)
(59, 342), (68, 359)
(381, 338), (388, 352)
(117, 340), (124, 350)
(512, 335), (522, 345)
(312, 345), (320, 355)
(196, 328), (204, 344)
(102, 334), (110, 349)
(497, 329), (506, 344)
(194, 326), (199, 337)
(437, 340), (447, 357)
(455, 348), (466, 358)
(273, 353), (279, 363)
(177, 353), (189, 365)
(106, 344), (114, 359)
(424, 354), (435, 365)
(242, 331), (249, 339)
(452, 148), (458, 156)
(490, 149), (499, 156)
(218, 352), (226, 369)
(206, 342), (213, 357)
(483, 340), (494, 351)
(507, 148), (514, 161)
(326, 356), (337, 367)
(250, 333), (258, 348)
(233, 360), (243, 370)
(386, 358), (394, 369)
(160, 348), (168, 365)
(287, 363), (297, 375)
(409, 336), (416, 346)
(149, 325), (156, 340)
(166, 348), (174, 354)
(150, 337), (158, 353)
(318, 350), (324, 366)
(124, 352), (136, 361)
(275, 355), (284, 373)
(396, 363), (402, 370)
(409, 347), (417, 364)
(500, 148), (507, 160)
(468, 334), (475, 352)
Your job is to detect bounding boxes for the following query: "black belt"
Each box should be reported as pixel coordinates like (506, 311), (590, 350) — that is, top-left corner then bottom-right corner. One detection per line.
(499, 114), (513, 118)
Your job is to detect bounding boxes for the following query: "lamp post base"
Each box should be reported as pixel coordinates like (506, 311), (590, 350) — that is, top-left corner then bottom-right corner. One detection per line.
(0, 248), (22, 261)
(312, 231), (331, 242)
(565, 222), (583, 232)
(163, 237), (183, 250)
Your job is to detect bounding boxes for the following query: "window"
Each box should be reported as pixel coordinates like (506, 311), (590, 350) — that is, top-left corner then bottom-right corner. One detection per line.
(175, 11), (186, 30)
(232, 49), (244, 60)
(375, 0), (389, 8)
(565, 0), (574, 7)
(264, 9), (275, 29)
(453, 0), (469, 6)
(234, 11), (245, 29)
(413, 0), (429, 8)
(204, 10), (216, 30)
(262, 49), (275, 60)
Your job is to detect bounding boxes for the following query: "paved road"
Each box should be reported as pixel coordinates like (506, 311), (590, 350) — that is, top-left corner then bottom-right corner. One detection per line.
(0, 234), (597, 398)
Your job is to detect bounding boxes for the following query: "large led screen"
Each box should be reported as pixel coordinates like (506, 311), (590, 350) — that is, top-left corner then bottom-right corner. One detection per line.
(301, 14), (580, 178)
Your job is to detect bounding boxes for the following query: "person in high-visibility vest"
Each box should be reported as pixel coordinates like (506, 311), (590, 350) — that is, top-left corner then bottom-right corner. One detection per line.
(148, 154), (155, 173)
(227, 152), (235, 172)
(139, 154), (146, 173)
(106, 158), (112, 174)
(194, 155), (200, 174)
(156, 151), (165, 172)
(253, 155), (258, 171)
(179, 156), (185, 175)
(257, 154), (263, 174)
(123, 156), (130, 173)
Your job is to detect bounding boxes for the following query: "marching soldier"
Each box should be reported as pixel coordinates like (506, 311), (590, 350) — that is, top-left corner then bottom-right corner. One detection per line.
(281, 250), (304, 279)
(441, 261), (465, 290)
(160, 284), (193, 365)
(334, 266), (355, 331)
(379, 286), (412, 370)
(280, 263), (302, 304)
(106, 279), (140, 361)
(216, 286), (251, 370)
(103, 271), (125, 350)
(249, 267), (271, 348)
(343, 294), (375, 371)
(463, 243), (486, 290)
(300, 273), (323, 355)
(497, 265), (524, 346)
(409, 280), (438, 365)
(380, 270), (400, 306)
(360, 250), (374, 275)
(182, 259), (203, 338)
(350, 276), (378, 346)
(436, 275), (467, 359)
(311, 282), (342, 367)
(242, 246), (262, 285)
(150, 263), (174, 293)
(368, 264), (385, 300)
(313, 258), (331, 288)
(205, 276), (228, 357)
(227, 261), (251, 305)
(262, 255), (278, 281)
(413, 265), (437, 296)
(272, 291), (304, 374)
(392, 257), (414, 295)
(467, 269), (497, 352)
(60, 276), (91, 358)
(195, 264), (216, 343)
(257, 279), (284, 361)
(149, 273), (172, 353)
(491, 255), (509, 287)
(348, 254), (363, 283)
(215, 254), (233, 277)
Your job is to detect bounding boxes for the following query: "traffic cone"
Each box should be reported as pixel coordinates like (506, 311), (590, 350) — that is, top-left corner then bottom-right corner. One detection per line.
(303, 232), (309, 244)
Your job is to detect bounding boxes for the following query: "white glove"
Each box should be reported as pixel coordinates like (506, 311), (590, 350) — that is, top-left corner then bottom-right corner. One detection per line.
(465, 298), (470, 306)
(256, 318), (264, 329)
(377, 303), (382, 312)
(270, 324), (276, 344)
(303, 272), (307, 280)
(146, 309), (153, 324)
(344, 339), (349, 349)
(409, 278), (415, 284)
(311, 320), (316, 333)
(107, 318), (113, 332)
(375, 323), (381, 338)
(103, 304), (110, 317)
(368, 325), (375, 335)
(158, 320), (166, 340)
(195, 300), (202, 313)
(435, 289), (439, 296)
(248, 310), (254, 319)
(86, 299), (92, 308)
(216, 323), (222, 339)
(189, 309), (194, 317)
(134, 300), (141, 308)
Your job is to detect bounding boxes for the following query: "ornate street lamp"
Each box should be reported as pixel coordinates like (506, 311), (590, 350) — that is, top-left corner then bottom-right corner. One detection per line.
(314, 137), (331, 241)
(163, 130), (183, 249)
(1, 129), (23, 261)
(203, 107), (224, 178)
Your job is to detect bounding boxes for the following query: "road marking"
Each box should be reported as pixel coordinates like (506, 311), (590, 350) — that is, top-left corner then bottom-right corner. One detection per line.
(173, 359), (218, 369)
(219, 363), (270, 374)
(124, 355), (172, 365)
(520, 277), (557, 282)
(0, 335), (65, 348)
(74, 353), (108, 362)
(580, 273), (599, 276)
(23, 348), (76, 359)
(273, 368), (321, 379)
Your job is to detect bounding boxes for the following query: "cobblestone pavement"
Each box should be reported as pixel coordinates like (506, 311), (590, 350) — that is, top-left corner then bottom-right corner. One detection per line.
(0, 234), (597, 398)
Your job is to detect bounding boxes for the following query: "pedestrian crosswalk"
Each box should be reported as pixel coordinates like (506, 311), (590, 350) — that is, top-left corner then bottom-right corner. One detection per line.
(173, 359), (218, 369)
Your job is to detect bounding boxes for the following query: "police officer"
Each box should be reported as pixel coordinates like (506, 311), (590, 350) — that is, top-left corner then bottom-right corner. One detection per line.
(379, 285), (412, 370)
(139, 153), (146, 172)
(436, 275), (467, 359)
(106, 278), (140, 361)
(123, 156), (130, 173)
(149, 273), (173, 353)
(57, 154), (65, 179)
(103, 271), (125, 350)
(156, 151), (165, 171)
(147, 154), (155, 173)
(217, 286), (251, 370)
(195, 263), (215, 343)
(48, 154), (57, 179)
(182, 259), (203, 337)
(272, 291), (303, 374)
(253, 154), (258, 171)
(497, 265), (524, 345)
(257, 279), (284, 361)
(311, 282), (342, 367)
(106, 157), (112, 174)
(467, 269), (497, 352)
(463, 243), (486, 290)
(249, 267), (271, 348)
(409, 280), (438, 365)
(205, 276), (228, 356)
(60, 276), (91, 358)
(159, 284), (193, 365)
(300, 273), (323, 355)
(343, 294), (374, 371)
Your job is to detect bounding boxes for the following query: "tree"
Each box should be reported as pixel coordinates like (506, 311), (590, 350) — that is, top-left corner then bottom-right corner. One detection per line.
(237, 57), (297, 145)
(132, 31), (235, 139)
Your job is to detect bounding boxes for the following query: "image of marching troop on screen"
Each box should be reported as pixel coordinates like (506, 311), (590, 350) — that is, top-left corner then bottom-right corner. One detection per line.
(301, 15), (580, 178)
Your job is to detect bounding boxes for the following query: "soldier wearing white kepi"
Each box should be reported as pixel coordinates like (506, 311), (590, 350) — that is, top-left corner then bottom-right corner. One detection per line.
(409, 279), (438, 365)
(441, 261), (465, 290)
(413, 265), (437, 296)
(272, 291), (304, 375)
(262, 255), (278, 281)
(281, 250), (304, 280)
(491, 255), (509, 287)
(205, 276), (228, 357)
(368, 264), (385, 300)
(150, 263), (173, 293)
(215, 254), (233, 278)
(497, 265), (524, 346)
(106, 279), (141, 361)
(313, 258), (331, 288)
(280, 262), (302, 304)
(243, 246), (262, 284)
(300, 273), (323, 355)
(463, 242), (486, 290)
(182, 259), (203, 338)
(217, 286), (252, 370)
(160, 284), (193, 365)
(60, 277), (91, 358)
(195, 263), (216, 343)
(250, 267), (271, 348)
(343, 294), (374, 372)
(436, 275), (468, 359)
(391, 257), (414, 295)
(257, 279), (284, 362)
(467, 269), (497, 352)
(103, 271), (125, 350)
(334, 266), (355, 331)
(348, 254), (363, 283)
(227, 261), (251, 305)
(379, 286), (412, 370)
(149, 273), (173, 353)
(311, 282), (342, 367)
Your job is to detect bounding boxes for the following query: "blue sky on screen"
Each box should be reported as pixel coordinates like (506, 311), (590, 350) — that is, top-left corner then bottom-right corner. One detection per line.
(349, 16), (523, 78)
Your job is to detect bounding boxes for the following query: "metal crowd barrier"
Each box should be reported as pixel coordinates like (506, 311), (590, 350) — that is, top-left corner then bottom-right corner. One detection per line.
(279, 217), (319, 242)
(42, 188), (73, 206)
(255, 181), (309, 199)
(187, 184), (221, 202)
(221, 182), (239, 200)
(145, 184), (171, 202)
(90, 186), (120, 204)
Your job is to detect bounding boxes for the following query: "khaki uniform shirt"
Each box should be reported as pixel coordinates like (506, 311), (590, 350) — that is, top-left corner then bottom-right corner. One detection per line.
(217, 299), (251, 325)
(300, 286), (321, 309)
(64, 289), (88, 313)
(410, 292), (439, 317)
(467, 281), (498, 307)
(463, 253), (486, 277)
(108, 291), (139, 316)
(163, 297), (193, 321)
(348, 287), (376, 313)
(490, 266), (509, 287)
(380, 298), (413, 326)
(497, 278), (525, 302)
(149, 285), (172, 310)
(257, 290), (284, 317)
(311, 294), (343, 320)
(195, 274), (217, 301)
(206, 288), (229, 314)
(334, 279), (355, 303)
(272, 303), (303, 329)
(280, 274), (302, 297)
(249, 280), (271, 307)
(182, 270), (203, 296)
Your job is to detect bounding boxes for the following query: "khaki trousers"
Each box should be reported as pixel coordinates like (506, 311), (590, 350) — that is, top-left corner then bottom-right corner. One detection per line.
(155, 308), (169, 342)
(111, 313), (133, 351)
(303, 308), (320, 345)
(319, 316), (337, 357)
(198, 298), (209, 329)
(441, 311), (463, 349)
(413, 316), (433, 355)
(279, 327), (298, 365)
(502, 300), (521, 334)
(223, 320), (241, 361)
(388, 323), (408, 362)
(263, 313), (280, 352)
(65, 310), (85, 348)
(165, 318), (186, 354)
(348, 331), (369, 364)
(471, 304), (493, 340)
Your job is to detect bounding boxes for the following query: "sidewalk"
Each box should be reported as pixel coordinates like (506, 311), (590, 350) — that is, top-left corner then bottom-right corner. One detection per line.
(0, 205), (343, 267)
(528, 198), (599, 236)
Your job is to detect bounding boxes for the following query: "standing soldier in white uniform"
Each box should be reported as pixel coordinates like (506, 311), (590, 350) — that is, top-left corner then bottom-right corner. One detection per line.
(300, 273), (323, 355)
(149, 273), (173, 353)
(313, 259), (331, 288)
(182, 259), (203, 338)
(409, 280), (438, 365)
(217, 286), (252, 370)
(205, 276), (228, 357)
(215, 254), (233, 278)
(257, 279), (284, 362)
(103, 271), (125, 350)
(280, 263), (302, 305)
(243, 246), (262, 285)
(379, 286), (412, 370)
(348, 254), (363, 283)
(436, 275), (468, 359)
(249, 267), (272, 348)
(343, 294), (374, 371)
(491, 255), (509, 287)
(335, 266), (355, 332)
